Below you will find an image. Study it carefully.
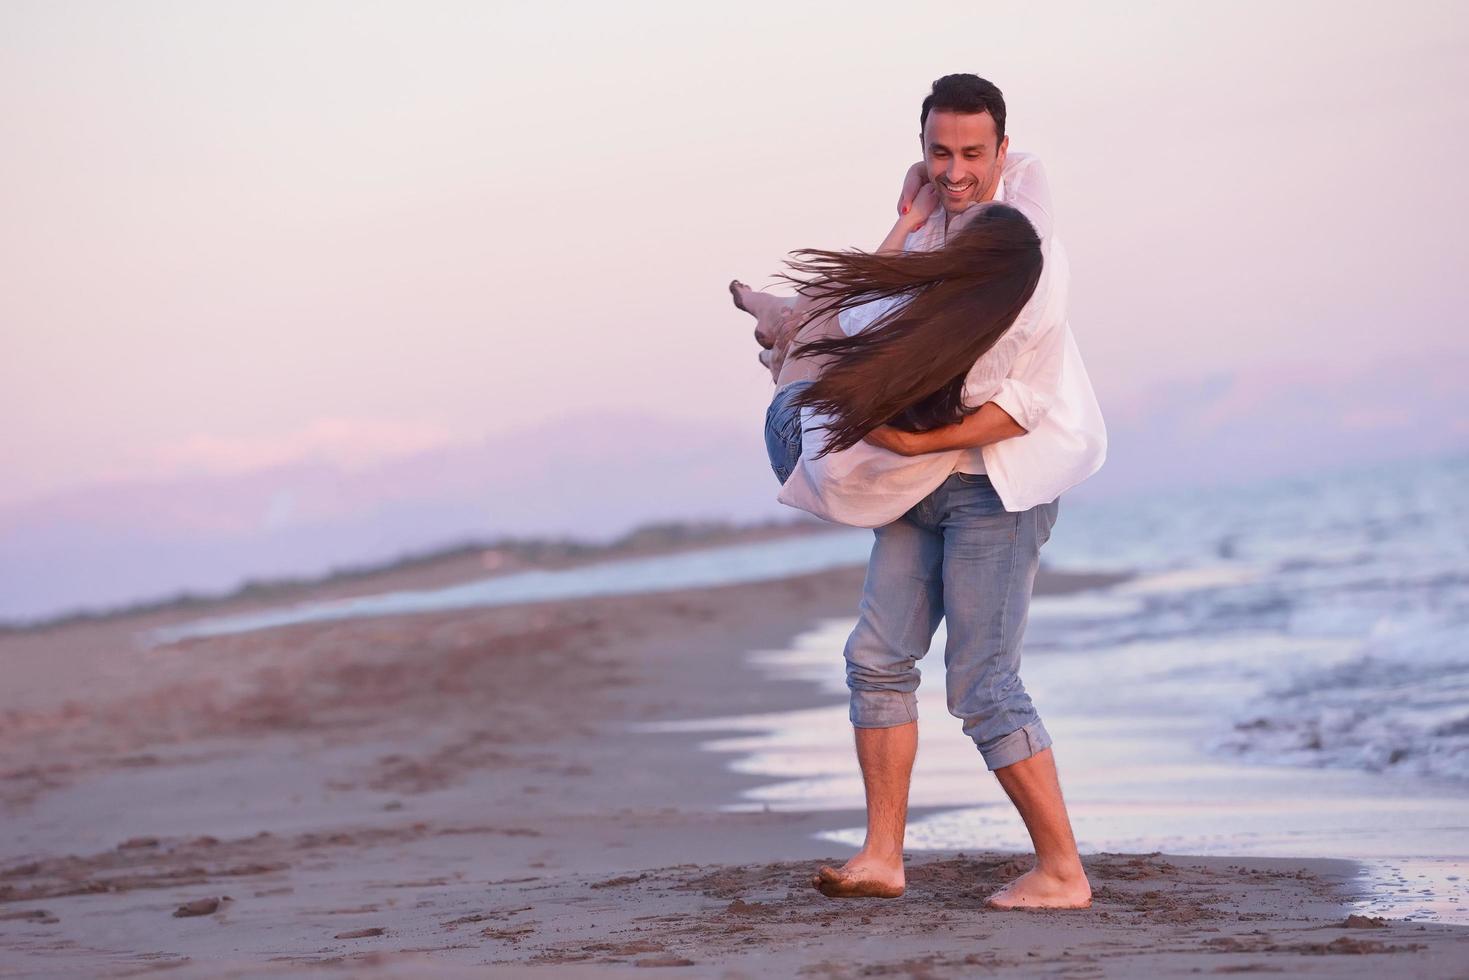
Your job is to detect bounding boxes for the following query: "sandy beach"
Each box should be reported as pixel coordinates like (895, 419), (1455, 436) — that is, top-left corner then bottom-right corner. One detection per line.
(2, 544), (1467, 978)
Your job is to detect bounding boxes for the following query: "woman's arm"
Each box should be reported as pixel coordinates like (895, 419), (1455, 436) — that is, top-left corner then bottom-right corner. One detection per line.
(877, 184), (937, 253)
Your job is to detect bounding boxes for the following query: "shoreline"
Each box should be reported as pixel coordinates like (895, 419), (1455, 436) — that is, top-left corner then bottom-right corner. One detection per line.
(0, 519), (847, 636)
(1, 556), (1465, 976)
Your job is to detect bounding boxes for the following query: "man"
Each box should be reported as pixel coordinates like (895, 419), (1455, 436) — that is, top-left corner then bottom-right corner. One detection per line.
(742, 74), (1106, 910)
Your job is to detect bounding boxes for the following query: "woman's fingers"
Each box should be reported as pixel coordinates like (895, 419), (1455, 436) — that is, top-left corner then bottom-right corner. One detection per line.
(909, 183), (939, 223)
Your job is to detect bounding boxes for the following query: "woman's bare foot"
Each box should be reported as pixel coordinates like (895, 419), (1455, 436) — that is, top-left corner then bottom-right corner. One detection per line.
(731, 280), (797, 348)
(810, 854), (905, 899)
(984, 865), (1092, 910)
(729, 279), (754, 313)
(756, 301), (793, 350)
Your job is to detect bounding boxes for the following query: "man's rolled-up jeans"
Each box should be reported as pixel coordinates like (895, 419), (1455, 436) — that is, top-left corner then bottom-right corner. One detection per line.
(845, 471), (1060, 771)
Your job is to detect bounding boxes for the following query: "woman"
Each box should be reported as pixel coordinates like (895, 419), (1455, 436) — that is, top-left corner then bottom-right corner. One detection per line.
(741, 199), (1043, 488)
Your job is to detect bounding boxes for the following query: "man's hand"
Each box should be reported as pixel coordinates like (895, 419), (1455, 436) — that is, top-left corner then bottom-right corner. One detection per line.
(865, 403), (1029, 456)
(863, 424), (921, 456)
(896, 161), (929, 217)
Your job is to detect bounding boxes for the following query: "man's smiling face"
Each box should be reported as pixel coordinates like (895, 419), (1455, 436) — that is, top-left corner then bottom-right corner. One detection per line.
(922, 109), (1009, 214)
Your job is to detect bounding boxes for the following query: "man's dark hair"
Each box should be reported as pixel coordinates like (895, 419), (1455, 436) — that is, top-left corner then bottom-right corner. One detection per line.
(919, 74), (1006, 141)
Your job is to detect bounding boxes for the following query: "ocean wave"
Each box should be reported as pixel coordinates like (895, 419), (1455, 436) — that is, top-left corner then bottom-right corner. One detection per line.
(1040, 453), (1469, 784)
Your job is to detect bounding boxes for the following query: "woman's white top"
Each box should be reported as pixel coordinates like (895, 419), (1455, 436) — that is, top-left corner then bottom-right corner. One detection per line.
(775, 152), (1107, 526)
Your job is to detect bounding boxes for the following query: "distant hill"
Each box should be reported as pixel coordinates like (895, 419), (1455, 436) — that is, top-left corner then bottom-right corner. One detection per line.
(0, 412), (794, 623)
(0, 515), (832, 633)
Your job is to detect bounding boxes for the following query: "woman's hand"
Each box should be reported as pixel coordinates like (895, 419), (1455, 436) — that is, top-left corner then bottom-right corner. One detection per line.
(896, 160), (929, 217)
(900, 183), (939, 233)
(879, 182), (938, 253)
(863, 424), (921, 456)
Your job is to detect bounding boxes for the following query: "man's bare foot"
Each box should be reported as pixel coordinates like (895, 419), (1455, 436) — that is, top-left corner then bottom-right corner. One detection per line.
(809, 857), (905, 899)
(984, 865), (1092, 910)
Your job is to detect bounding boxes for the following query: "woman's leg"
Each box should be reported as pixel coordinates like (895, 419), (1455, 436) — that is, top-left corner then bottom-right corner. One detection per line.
(769, 305), (844, 386)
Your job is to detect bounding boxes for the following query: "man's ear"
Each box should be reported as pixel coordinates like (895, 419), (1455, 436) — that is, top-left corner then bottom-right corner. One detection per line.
(996, 135), (1010, 169)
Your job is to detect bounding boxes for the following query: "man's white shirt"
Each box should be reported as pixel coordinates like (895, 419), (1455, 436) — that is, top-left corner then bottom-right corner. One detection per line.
(775, 152), (1107, 525)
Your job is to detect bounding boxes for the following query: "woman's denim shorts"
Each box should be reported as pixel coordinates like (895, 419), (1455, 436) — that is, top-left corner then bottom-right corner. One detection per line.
(764, 380), (814, 484)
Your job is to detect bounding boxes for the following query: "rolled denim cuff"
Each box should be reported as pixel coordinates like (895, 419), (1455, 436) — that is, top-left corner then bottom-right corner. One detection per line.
(849, 689), (919, 728)
(976, 718), (1052, 770)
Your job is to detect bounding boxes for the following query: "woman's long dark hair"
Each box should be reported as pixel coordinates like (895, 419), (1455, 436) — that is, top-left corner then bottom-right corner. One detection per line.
(779, 203), (1042, 456)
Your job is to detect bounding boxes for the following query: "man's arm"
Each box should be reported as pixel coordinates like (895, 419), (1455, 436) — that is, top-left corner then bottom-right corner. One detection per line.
(864, 401), (1027, 456)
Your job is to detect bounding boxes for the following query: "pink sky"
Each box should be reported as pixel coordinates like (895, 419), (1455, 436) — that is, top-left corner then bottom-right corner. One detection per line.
(3, 0), (1467, 513)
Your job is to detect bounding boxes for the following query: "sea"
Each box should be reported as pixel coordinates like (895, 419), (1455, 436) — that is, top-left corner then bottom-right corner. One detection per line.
(144, 450), (1469, 921)
(639, 451), (1469, 922)
(1029, 449), (1469, 787)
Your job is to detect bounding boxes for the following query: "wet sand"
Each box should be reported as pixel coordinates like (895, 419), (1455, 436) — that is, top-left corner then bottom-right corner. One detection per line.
(1, 551), (1466, 977)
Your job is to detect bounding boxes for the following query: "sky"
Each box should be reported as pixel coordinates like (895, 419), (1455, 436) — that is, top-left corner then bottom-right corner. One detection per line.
(2, 1), (1467, 617)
